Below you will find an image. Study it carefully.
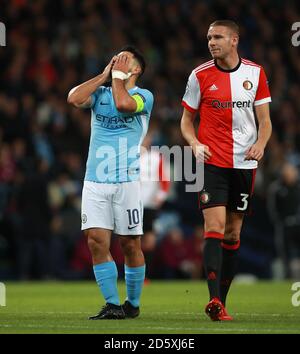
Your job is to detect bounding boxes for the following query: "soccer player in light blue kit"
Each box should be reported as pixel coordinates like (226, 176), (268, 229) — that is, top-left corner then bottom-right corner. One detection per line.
(68, 46), (153, 319)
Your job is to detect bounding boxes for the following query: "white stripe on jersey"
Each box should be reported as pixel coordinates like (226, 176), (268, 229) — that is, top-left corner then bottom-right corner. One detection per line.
(196, 64), (215, 73)
(254, 97), (272, 106)
(138, 114), (149, 153)
(195, 60), (214, 73)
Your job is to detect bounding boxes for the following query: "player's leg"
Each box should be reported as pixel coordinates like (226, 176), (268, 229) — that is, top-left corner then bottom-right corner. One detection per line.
(85, 227), (119, 303)
(85, 227), (124, 320)
(202, 206), (226, 300)
(219, 168), (256, 317)
(220, 212), (244, 306)
(199, 165), (229, 320)
(202, 206), (227, 321)
(119, 235), (144, 267)
(118, 235), (144, 317)
(114, 181), (145, 317)
(199, 166), (227, 300)
(82, 181), (124, 319)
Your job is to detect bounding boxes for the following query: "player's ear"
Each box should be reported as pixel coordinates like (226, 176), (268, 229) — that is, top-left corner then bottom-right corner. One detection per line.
(232, 34), (239, 47)
(131, 64), (142, 76)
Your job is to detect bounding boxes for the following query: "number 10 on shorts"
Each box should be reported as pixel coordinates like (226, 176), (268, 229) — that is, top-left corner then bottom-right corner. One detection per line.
(127, 209), (140, 227)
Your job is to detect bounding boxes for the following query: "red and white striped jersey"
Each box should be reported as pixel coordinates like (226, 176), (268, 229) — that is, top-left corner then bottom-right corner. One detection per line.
(182, 58), (271, 169)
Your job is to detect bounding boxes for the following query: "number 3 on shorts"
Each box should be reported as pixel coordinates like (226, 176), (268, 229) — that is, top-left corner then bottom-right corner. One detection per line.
(237, 193), (249, 211)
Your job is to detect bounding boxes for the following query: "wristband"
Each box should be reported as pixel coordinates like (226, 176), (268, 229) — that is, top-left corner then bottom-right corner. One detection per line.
(112, 70), (131, 80)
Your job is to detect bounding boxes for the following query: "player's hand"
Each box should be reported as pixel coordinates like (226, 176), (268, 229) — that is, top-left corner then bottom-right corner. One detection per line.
(113, 54), (130, 74)
(244, 142), (265, 161)
(102, 56), (118, 82)
(191, 140), (212, 163)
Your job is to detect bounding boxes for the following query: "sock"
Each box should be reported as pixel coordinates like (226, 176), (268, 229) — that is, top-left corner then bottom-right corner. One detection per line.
(93, 261), (120, 306)
(203, 232), (223, 300)
(125, 264), (146, 308)
(220, 240), (240, 306)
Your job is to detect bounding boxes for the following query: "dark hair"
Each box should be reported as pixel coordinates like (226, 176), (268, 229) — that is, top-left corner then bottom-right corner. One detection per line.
(120, 45), (146, 77)
(209, 20), (239, 36)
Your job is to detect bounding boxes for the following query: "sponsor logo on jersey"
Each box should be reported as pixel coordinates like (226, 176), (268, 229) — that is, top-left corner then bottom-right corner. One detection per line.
(243, 80), (253, 90)
(211, 100), (251, 109)
(95, 115), (134, 129)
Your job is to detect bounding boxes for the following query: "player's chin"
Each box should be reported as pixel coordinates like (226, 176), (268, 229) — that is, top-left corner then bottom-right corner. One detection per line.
(210, 51), (222, 59)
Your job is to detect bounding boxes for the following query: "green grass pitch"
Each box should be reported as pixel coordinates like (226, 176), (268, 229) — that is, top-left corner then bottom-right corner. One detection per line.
(0, 280), (299, 334)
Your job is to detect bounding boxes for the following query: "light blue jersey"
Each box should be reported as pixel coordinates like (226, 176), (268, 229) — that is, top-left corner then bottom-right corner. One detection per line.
(85, 86), (153, 183)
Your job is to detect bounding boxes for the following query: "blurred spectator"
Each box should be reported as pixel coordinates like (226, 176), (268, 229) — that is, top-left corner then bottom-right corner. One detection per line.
(268, 163), (300, 279)
(152, 226), (203, 279)
(14, 159), (51, 279)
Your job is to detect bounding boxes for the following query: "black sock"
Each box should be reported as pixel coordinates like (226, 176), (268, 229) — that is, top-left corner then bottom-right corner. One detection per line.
(220, 240), (240, 306)
(203, 236), (223, 300)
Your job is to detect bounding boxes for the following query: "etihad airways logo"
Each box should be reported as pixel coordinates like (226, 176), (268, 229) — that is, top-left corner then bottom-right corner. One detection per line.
(212, 100), (251, 109)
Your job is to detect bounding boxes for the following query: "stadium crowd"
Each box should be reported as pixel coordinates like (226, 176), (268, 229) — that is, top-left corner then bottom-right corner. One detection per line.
(0, 0), (299, 280)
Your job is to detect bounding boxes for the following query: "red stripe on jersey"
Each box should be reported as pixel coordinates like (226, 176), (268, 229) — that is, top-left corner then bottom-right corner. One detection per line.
(182, 100), (197, 113)
(197, 69), (234, 168)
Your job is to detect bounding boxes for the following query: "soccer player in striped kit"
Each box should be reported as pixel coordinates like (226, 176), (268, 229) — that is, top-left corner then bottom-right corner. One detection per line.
(181, 20), (272, 321)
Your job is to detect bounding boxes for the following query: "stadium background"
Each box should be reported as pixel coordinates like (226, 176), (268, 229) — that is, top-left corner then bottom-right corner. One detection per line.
(0, 0), (299, 282)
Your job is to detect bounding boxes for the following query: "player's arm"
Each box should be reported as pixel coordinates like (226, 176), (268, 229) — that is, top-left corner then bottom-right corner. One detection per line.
(111, 54), (140, 113)
(67, 56), (117, 108)
(180, 108), (212, 163)
(245, 103), (272, 161)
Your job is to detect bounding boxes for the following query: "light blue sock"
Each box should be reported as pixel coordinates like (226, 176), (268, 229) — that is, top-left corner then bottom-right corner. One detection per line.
(125, 264), (146, 308)
(93, 261), (120, 306)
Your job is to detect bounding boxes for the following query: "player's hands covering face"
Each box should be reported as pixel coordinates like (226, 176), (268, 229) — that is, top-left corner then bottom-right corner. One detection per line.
(102, 56), (118, 81)
(113, 54), (130, 74)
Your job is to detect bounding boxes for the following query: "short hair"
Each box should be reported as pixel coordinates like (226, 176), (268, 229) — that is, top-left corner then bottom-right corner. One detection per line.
(209, 20), (239, 36)
(120, 45), (146, 77)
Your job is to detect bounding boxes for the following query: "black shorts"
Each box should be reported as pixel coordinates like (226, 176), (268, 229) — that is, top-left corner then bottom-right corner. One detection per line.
(198, 164), (256, 214)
